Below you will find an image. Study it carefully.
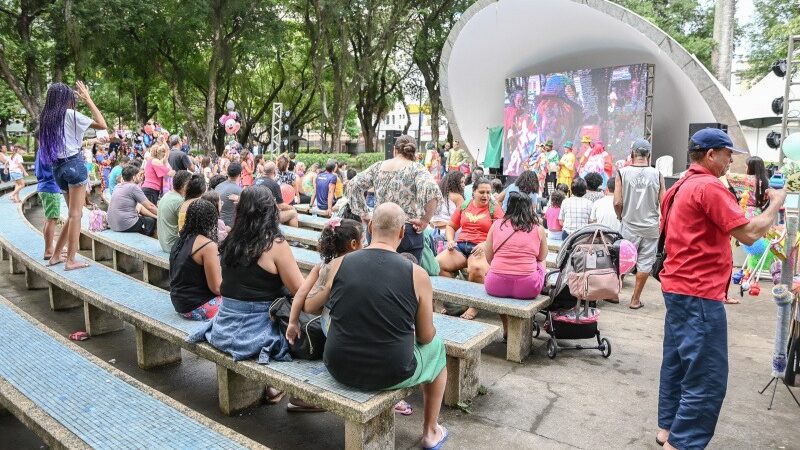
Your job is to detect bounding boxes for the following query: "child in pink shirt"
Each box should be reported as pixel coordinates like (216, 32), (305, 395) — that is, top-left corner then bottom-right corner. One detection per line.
(545, 190), (565, 240)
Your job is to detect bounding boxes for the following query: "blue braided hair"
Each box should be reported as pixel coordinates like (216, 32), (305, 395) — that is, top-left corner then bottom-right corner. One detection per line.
(38, 83), (76, 165)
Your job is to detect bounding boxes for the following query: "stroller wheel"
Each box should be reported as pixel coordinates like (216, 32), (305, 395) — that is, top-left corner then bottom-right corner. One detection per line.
(547, 338), (558, 359)
(532, 321), (540, 338)
(600, 338), (612, 358)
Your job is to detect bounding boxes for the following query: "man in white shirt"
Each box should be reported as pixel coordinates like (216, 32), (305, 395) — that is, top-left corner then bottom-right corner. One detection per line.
(590, 177), (621, 231)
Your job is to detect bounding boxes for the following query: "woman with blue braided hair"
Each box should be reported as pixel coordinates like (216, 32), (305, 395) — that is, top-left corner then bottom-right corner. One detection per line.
(41, 81), (107, 271)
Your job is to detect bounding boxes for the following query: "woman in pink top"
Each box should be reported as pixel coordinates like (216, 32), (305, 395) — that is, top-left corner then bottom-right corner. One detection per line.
(141, 144), (174, 205)
(485, 192), (548, 334)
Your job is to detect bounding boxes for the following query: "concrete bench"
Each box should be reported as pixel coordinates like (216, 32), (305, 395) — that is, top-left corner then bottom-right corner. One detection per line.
(8, 186), (500, 448)
(70, 196), (542, 363)
(0, 295), (264, 449)
(59, 203), (498, 405)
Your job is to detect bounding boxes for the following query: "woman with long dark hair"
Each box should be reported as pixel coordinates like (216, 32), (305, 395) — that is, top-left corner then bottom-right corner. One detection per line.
(187, 185), (304, 402)
(746, 156), (770, 211)
(430, 171), (465, 229)
(484, 192), (548, 335)
(41, 82), (107, 271)
(169, 199), (222, 320)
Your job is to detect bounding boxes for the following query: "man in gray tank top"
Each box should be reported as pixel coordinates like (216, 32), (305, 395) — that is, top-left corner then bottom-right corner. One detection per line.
(614, 139), (665, 309)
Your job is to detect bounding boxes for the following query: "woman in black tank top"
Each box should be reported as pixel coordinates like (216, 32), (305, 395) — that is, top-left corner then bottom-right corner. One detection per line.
(169, 199), (221, 320)
(187, 186), (305, 380)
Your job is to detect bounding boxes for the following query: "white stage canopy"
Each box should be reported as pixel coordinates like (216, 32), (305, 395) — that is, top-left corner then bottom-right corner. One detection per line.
(440, 0), (748, 173)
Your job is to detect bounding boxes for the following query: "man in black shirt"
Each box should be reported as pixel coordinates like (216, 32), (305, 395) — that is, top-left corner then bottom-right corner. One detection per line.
(253, 161), (299, 227)
(305, 202), (448, 449)
(167, 135), (195, 172)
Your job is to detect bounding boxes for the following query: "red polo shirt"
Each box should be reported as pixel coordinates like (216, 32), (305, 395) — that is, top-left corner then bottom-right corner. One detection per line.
(659, 164), (749, 301)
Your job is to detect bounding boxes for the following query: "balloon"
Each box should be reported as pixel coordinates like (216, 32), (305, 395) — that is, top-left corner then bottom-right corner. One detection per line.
(225, 118), (238, 135)
(144, 124), (154, 135)
(280, 183), (296, 204)
(232, 122), (241, 134)
(617, 239), (638, 274)
(742, 238), (768, 256)
(783, 133), (800, 161)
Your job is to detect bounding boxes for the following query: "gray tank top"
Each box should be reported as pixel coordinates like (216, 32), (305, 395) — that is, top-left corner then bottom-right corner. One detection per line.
(620, 165), (661, 238)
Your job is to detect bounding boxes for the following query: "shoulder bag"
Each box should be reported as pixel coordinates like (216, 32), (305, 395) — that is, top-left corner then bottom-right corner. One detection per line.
(652, 176), (692, 282)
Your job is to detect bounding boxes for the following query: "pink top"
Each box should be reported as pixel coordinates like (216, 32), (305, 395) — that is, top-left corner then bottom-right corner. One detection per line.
(489, 220), (542, 276)
(545, 207), (562, 231)
(142, 161), (171, 191)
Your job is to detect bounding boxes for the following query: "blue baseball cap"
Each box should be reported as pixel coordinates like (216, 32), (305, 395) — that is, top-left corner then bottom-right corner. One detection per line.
(689, 128), (746, 153)
(630, 138), (652, 152)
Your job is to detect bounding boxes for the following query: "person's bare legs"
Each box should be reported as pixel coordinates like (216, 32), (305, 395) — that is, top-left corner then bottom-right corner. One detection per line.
(63, 186), (88, 270)
(49, 193), (71, 265)
(43, 218), (57, 258)
(629, 271), (649, 308)
(280, 209), (299, 227)
(11, 180), (23, 202)
(420, 368), (447, 448)
(461, 254), (489, 320)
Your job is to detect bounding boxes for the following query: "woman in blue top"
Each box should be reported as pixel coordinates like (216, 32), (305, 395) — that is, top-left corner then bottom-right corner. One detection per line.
(496, 170), (540, 212)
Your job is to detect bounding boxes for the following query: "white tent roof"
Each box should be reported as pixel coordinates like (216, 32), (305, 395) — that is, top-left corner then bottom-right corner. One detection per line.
(732, 73), (799, 128)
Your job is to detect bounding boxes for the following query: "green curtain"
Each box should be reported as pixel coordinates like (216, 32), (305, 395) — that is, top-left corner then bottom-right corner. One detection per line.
(483, 126), (504, 168)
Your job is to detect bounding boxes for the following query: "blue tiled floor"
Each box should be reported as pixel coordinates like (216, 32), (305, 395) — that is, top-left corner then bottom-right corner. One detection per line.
(0, 301), (248, 449)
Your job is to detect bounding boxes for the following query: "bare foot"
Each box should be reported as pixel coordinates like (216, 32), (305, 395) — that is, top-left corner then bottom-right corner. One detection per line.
(460, 307), (478, 320)
(656, 428), (669, 446)
(723, 297), (740, 304)
(421, 424), (447, 449)
(64, 260), (90, 271)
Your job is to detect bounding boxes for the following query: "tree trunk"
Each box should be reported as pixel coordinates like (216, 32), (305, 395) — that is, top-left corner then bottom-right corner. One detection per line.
(202, 1), (224, 153)
(429, 99), (441, 146)
(711, 0), (735, 89)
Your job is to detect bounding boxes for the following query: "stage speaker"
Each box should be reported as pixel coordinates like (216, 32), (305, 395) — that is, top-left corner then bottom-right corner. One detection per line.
(686, 123), (728, 168)
(384, 130), (403, 160)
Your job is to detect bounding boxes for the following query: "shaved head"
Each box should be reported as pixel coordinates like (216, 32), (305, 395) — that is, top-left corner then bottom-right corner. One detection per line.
(264, 161), (277, 177)
(370, 203), (406, 239)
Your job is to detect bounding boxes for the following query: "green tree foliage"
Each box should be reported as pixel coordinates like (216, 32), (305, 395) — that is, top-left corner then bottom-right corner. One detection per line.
(616, 0), (715, 70)
(741, 0), (800, 82)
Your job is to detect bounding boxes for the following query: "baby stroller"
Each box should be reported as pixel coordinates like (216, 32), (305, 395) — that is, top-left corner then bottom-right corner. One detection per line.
(540, 224), (623, 359)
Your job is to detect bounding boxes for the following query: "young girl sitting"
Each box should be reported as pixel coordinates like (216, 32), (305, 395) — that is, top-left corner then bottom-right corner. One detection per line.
(285, 217), (362, 340)
(201, 190), (230, 241)
(545, 190), (565, 240)
(284, 217), (363, 413)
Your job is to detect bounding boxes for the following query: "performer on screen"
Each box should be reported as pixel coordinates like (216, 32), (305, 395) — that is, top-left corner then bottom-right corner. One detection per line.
(579, 141), (613, 189)
(557, 140), (576, 192)
(544, 140), (559, 196)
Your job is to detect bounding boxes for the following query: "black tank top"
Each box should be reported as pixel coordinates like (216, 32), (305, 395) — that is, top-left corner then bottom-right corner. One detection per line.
(220, 255), (289, 302)
(169, 235), (216, 313)
(323, 249), (417, 390)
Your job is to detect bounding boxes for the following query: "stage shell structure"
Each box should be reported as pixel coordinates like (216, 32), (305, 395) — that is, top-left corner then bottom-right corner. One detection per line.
(440, 0), (748, 173)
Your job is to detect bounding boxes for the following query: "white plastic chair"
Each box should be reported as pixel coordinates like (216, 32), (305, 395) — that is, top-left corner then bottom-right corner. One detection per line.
(655, 156), (674, 177)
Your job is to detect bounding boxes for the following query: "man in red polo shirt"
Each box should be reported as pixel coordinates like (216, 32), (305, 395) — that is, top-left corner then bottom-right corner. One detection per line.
(655, 128), (786, 450)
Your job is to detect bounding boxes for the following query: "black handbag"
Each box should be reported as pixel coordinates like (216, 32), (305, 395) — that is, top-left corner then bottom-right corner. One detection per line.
(269, 297), (326, 360)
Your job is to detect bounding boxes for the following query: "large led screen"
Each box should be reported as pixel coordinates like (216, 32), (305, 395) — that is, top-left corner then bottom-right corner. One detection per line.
(503, 63), (651, 176)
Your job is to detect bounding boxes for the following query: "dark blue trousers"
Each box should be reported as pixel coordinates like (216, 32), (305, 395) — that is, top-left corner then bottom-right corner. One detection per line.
(659, 293), (728, 450)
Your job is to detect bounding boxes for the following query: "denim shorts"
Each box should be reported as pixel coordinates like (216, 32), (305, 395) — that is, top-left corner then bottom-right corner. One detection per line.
(53, 154), (88, 191)
(9, 171), (23, 181)
(456, 241), (477, 259)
